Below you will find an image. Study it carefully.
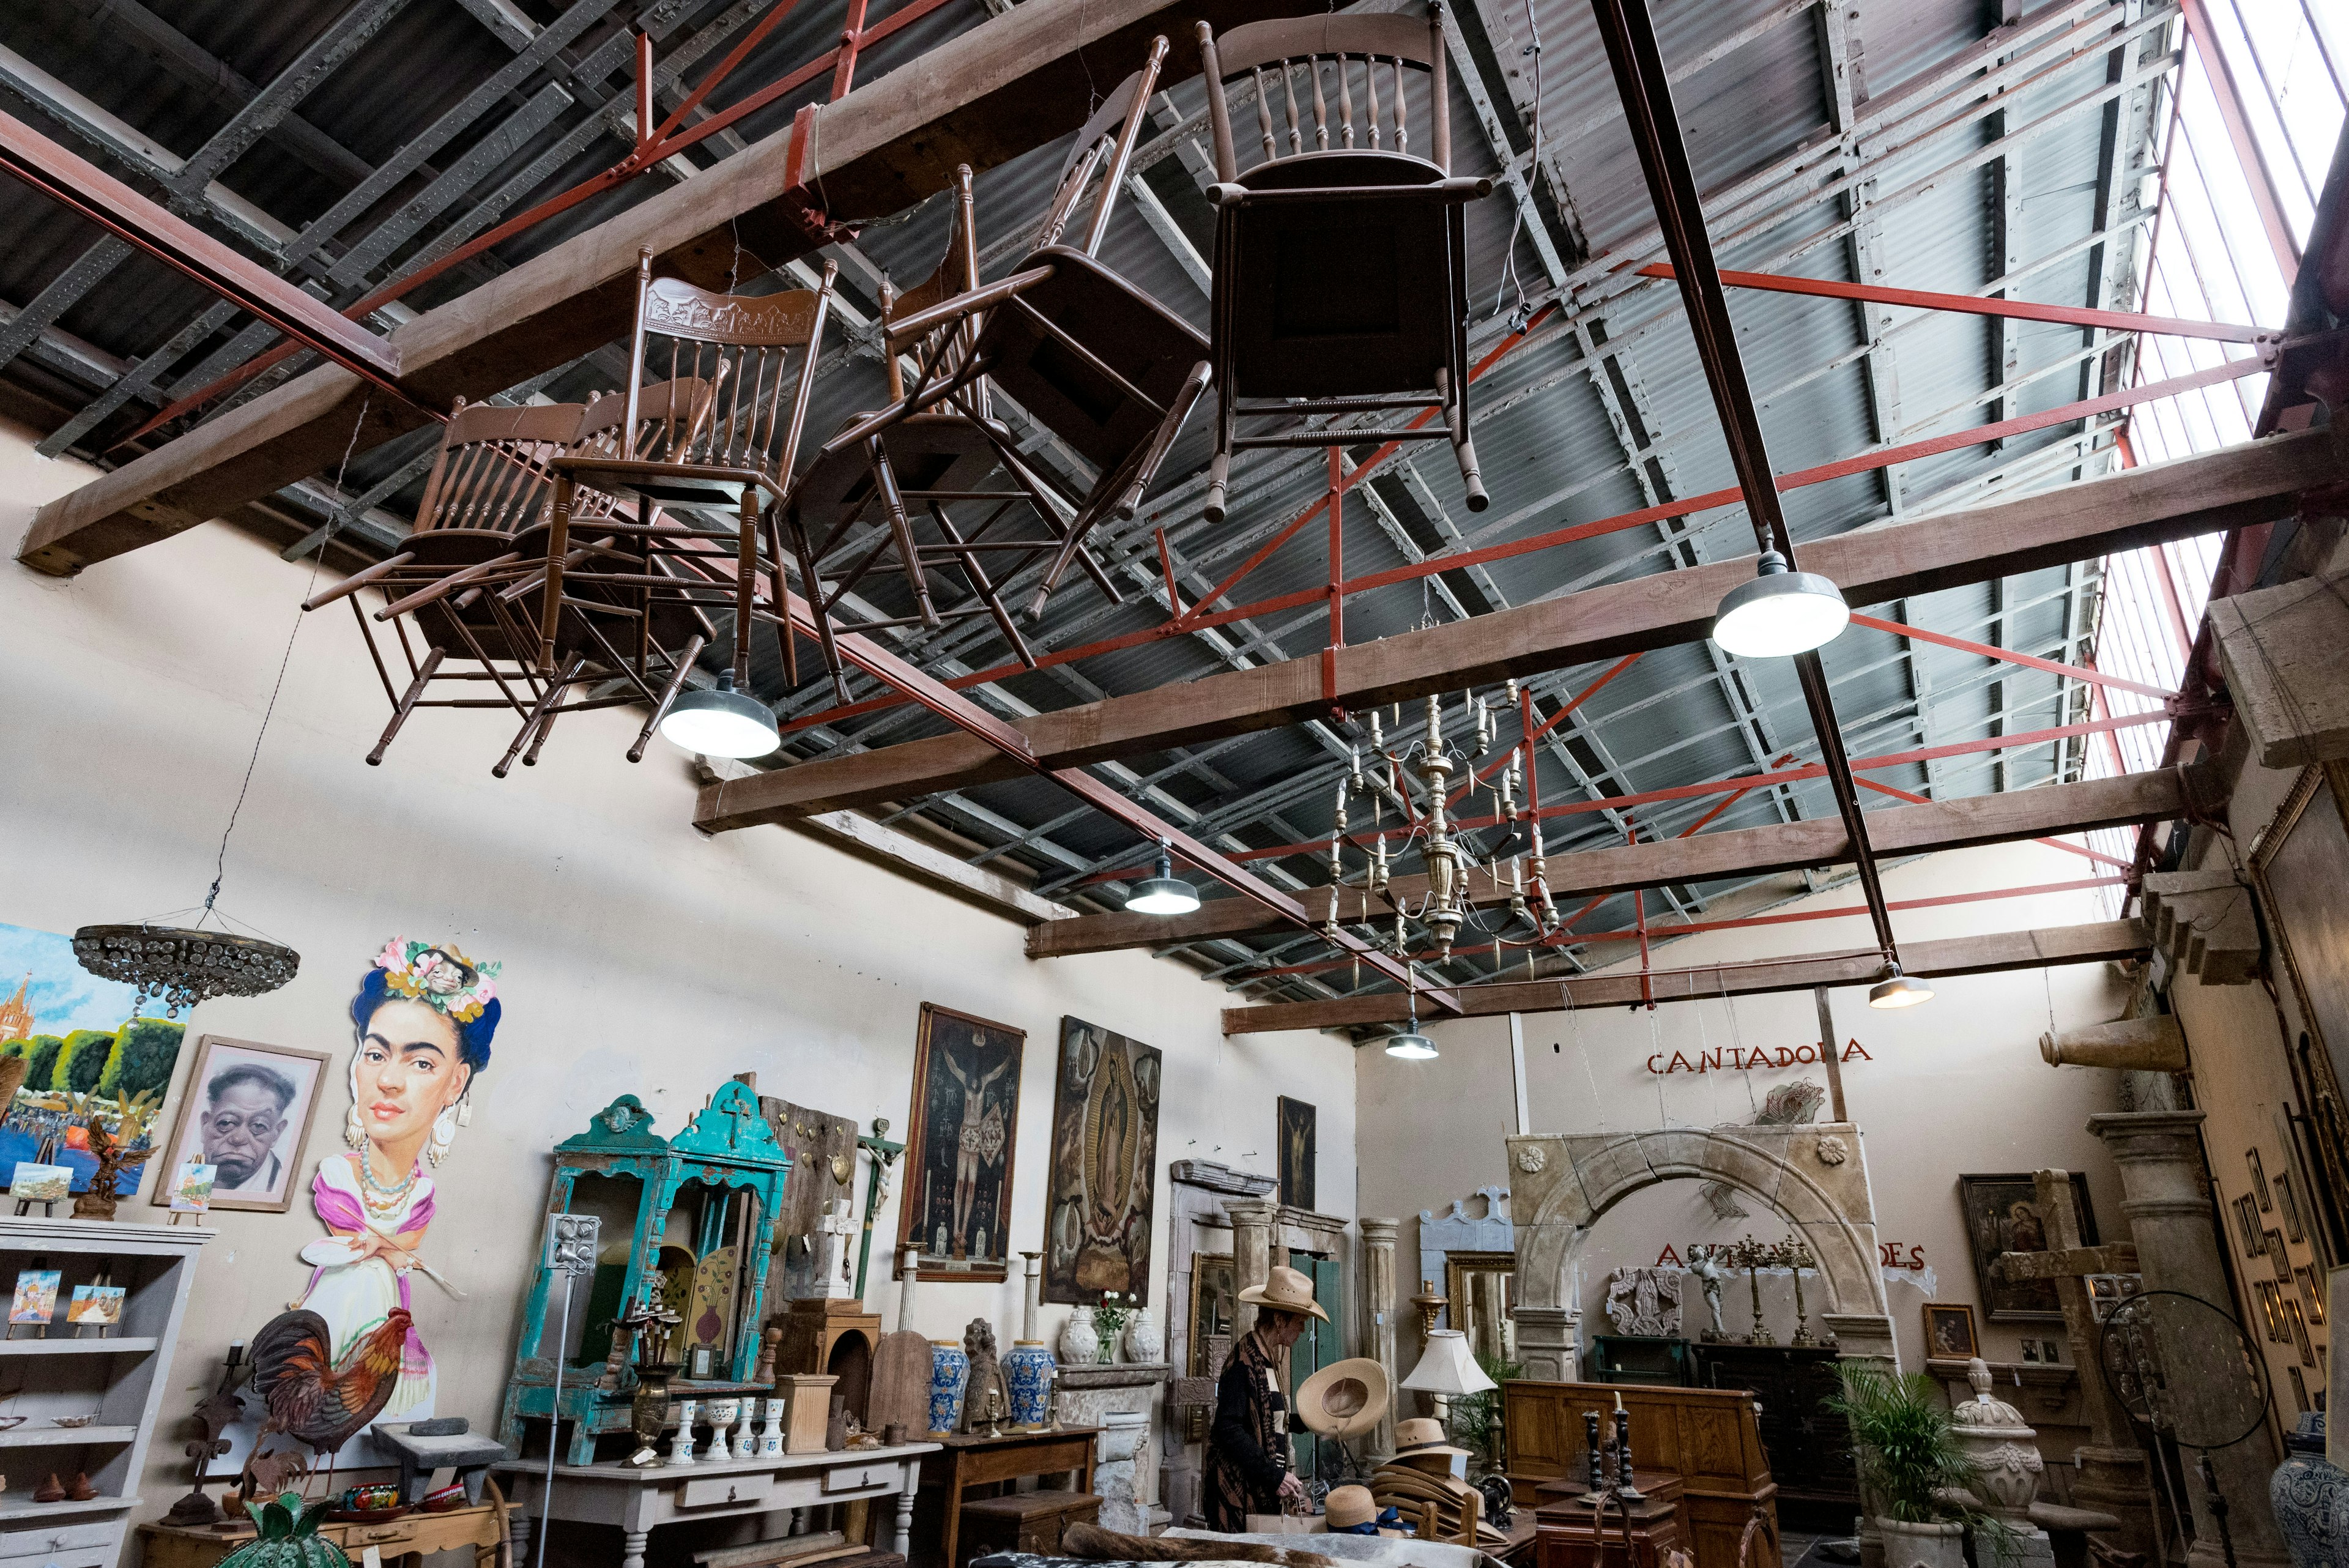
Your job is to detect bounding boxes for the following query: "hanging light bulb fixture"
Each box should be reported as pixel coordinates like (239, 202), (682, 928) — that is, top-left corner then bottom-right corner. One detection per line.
(1125, 839), (1200, 916)
(1867, 960), (1935, 1009)
(1384, 994), (1439, 1060)
(658, 670), (780, 759)
(1712, 549), (1849, 659)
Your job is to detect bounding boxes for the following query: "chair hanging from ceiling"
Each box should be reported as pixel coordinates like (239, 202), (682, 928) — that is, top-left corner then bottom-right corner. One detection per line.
(303, 256), (837, 773)
(806, 38), (1211, 637)
(1194, 5), (1491, 523)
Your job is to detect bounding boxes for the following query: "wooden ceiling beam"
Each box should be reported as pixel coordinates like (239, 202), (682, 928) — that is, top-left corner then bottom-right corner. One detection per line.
(696, 426), (2341, 833)
(1219, 917), (2148, 1033)
(16, 0), (1294, 576)
(1026, 766), (2198, 956)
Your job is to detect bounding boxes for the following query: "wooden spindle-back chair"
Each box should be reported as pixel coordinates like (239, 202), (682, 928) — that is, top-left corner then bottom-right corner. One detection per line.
(546, 251), (838, 700)
(782, 168), (1123, 704)
(303, 395), (717, 774)
(823, 42), (1211, 623)
(1195, 5), (1491, 522)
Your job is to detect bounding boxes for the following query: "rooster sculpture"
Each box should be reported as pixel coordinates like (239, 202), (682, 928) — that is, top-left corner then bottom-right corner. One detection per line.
(249, 1306), (413, 1462)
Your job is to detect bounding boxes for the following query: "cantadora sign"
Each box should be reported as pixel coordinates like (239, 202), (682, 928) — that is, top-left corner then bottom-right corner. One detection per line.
(1644, 1037), (1874, 1075)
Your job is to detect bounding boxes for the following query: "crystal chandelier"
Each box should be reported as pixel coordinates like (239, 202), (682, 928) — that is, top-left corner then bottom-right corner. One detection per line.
(72, 924), (300, 1019)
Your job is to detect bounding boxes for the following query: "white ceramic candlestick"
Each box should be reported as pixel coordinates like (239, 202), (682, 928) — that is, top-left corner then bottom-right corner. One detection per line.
(669, 1399), (700, 1466)
(734, 1403), (759, 1458)
(759, 1397), (785, 1457)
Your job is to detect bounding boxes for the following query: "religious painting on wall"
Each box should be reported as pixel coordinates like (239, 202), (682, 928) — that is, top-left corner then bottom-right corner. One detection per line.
(897, 1003), (1023, 1282)
(1042, 1016), (1162, 1304)
(1278, 1096), (1315, 1211)
(1958, 1171), (2096, 1321)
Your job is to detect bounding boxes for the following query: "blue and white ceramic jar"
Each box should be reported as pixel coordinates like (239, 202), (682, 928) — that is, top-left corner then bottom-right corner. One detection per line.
(929, 1339), (970, 1435)
(2273, 1411), (2347, 1568)
(1003, 1339), (1056, 1428)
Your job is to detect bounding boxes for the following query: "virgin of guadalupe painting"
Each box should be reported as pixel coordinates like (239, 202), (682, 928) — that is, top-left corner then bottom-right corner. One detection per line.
(897, 1003), (1023, 1282)
(1042, 1017), (1162, 1303)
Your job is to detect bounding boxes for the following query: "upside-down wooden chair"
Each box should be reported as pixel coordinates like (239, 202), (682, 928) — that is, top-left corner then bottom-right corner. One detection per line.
(1195, 6), (1492, 522)
(831, 39), (1211, 621)
(302, 395), (721, 775)
(541, 250), (840, 713)
(781, 166), (1128, 703)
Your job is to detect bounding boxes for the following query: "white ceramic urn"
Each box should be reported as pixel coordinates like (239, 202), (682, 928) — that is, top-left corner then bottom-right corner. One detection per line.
(1122, 1305), (1163, 1363)
(1058, 1310), (1100, 1366)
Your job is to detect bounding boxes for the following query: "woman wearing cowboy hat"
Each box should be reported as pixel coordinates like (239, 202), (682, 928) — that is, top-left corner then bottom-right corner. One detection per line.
(1203, 1264), (1327, 1531)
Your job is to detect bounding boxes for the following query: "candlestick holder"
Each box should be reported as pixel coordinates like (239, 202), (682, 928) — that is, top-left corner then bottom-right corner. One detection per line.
(1729, 1235), (1774, 1345)
(1782, 1237), (1819, 1347)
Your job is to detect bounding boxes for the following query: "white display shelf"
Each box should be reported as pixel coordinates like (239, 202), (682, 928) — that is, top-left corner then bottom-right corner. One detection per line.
(0, 1339), (158, 1356)
(0, 1495), (136, 1521)
(0, 1427), (135, 1448)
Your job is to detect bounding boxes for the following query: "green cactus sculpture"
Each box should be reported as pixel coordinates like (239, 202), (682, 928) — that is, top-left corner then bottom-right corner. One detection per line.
(217, 1493), (353, 1568)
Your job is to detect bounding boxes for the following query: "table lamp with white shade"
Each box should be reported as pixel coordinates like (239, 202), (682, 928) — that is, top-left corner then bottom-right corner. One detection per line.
(1400, 1327), (1497, 1430)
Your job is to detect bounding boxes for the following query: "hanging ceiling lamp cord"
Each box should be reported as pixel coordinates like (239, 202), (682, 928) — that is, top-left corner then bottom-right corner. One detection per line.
(201, 394), (373, 929)
(1490, 0), (1544, 332)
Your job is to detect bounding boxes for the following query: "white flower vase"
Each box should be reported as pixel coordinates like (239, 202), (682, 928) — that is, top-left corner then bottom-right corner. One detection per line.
(1058, 1311), (1099, 1367)
(1122, 1306), (1162, 1364)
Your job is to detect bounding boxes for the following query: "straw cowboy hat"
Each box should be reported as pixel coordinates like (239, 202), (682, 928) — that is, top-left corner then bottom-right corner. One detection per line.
(1238, 1264), (1330, 1321)
(1325, 1485), (1378, 1529)
(1392, 1416), (1472, 1462)
(1296, 1357), (1391, 1440)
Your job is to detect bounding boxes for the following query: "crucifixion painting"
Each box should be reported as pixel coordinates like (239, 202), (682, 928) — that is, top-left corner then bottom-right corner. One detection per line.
(897, 1002), (1025, 1283)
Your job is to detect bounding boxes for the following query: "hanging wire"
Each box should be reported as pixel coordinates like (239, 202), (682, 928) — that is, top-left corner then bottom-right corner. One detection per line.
(1488, 0), (1544, 333)
(199, 393), (373, 929)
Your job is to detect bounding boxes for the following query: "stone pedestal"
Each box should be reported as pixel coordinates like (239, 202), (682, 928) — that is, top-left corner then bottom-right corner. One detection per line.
(1514, 1305), (1577, 1384)
(1058, 1362), (1171, 1535)
(1227, 1198), (1277, 1340)
(1359, 1216), (1400, 1461)
(2091, 1112), (2290, 1568)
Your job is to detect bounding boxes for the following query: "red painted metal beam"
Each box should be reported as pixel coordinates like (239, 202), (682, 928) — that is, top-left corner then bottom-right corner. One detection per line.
(0, 108), (408, 400)
(1846, 611), (2173, 699)
(1639, 261), (2273, 344)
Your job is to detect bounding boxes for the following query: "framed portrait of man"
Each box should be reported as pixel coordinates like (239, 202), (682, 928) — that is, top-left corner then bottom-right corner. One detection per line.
(150, 1036), (330, 1213)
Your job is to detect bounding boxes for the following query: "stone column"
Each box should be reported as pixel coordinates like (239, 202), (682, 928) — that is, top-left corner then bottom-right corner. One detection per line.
(1513, 1306), (1577, 1383)
(1358, 1217), (1400, 1460)
(1227, 1197), (1277, 1340)
(2091, 1112), (2289, 1568)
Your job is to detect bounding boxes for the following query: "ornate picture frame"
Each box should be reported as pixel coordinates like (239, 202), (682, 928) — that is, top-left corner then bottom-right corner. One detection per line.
(1922, 1301), (1978, 1359)
(1957, 1171), (2096, 1322)
(149, 1035), (330, 1214)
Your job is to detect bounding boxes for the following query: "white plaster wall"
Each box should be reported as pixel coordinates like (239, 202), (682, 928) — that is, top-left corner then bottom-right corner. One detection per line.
(0, 419), (1350, 1526)
(1358, 838), (2132, 1377)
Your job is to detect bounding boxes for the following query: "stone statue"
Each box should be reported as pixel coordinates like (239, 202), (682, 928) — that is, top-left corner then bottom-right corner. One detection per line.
(959, 1318), (1010, 1435)
(1687, 1247), (1729, 1340)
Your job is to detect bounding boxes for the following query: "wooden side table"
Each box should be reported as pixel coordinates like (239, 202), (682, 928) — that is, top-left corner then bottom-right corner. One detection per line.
(1535, 1493), (1685, 1568)
(137, 1492), (509, 1568)
(909, 1427), (1098, 1568)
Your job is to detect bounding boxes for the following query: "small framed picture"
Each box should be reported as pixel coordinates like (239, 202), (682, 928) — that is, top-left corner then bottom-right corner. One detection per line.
(2236, 1195), (2266, 1258)
(2276, 1173), (2305, 1244)
(1923, 1302), (1980, 1359)
(2249, 1149), (2273, 1211)
(2256, 1279), (2289, 1342)
(2297, 1263), (2328, 1325)
(2266, 1229), (2292, 1277)
(2041, 1338), (2065, 1364)
(687, 1343), (716, 1381)
(2021, 1340), (2041, 1362)
(9, 1269), (59, 1325)
(169, 1163), (215, 1215)
(2290, 1365), (2311, 1411)
(2287, 1299), (2317, 1367)
(65, 1285), (123, 1330)
(10, 1164), (70, 1208)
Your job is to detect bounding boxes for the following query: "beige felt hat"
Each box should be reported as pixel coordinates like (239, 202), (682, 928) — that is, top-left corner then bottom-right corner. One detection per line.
(1393, 1416), (1472, 1460)
(1295, 1357), (1391, 1440)
(1238, 1264), (1330, 1322)
(1325, 1485), (1377, 1529)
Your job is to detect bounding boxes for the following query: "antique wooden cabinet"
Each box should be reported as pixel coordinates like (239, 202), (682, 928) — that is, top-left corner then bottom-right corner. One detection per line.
(1692, 1343), (1857, 1520)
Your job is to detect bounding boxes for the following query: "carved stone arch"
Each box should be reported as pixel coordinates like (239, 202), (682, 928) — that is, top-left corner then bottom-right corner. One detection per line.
(1504, 1123), (1898, 1381)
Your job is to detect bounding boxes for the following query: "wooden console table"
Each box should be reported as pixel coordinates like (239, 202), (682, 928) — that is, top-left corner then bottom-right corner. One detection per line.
(138, 1494), (507, 1568)
(907, 1427), (1097, 1568)
(497, 1438), (937, 1568)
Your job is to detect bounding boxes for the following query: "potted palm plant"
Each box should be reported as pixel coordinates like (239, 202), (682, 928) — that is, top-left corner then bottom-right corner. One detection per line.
(1828, 1364), (2012, 1568)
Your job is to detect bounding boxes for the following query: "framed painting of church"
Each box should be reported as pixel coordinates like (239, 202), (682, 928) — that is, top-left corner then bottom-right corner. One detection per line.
(896, 1002), (1023, 1283)
(1042, 1016), (1162, 1304)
